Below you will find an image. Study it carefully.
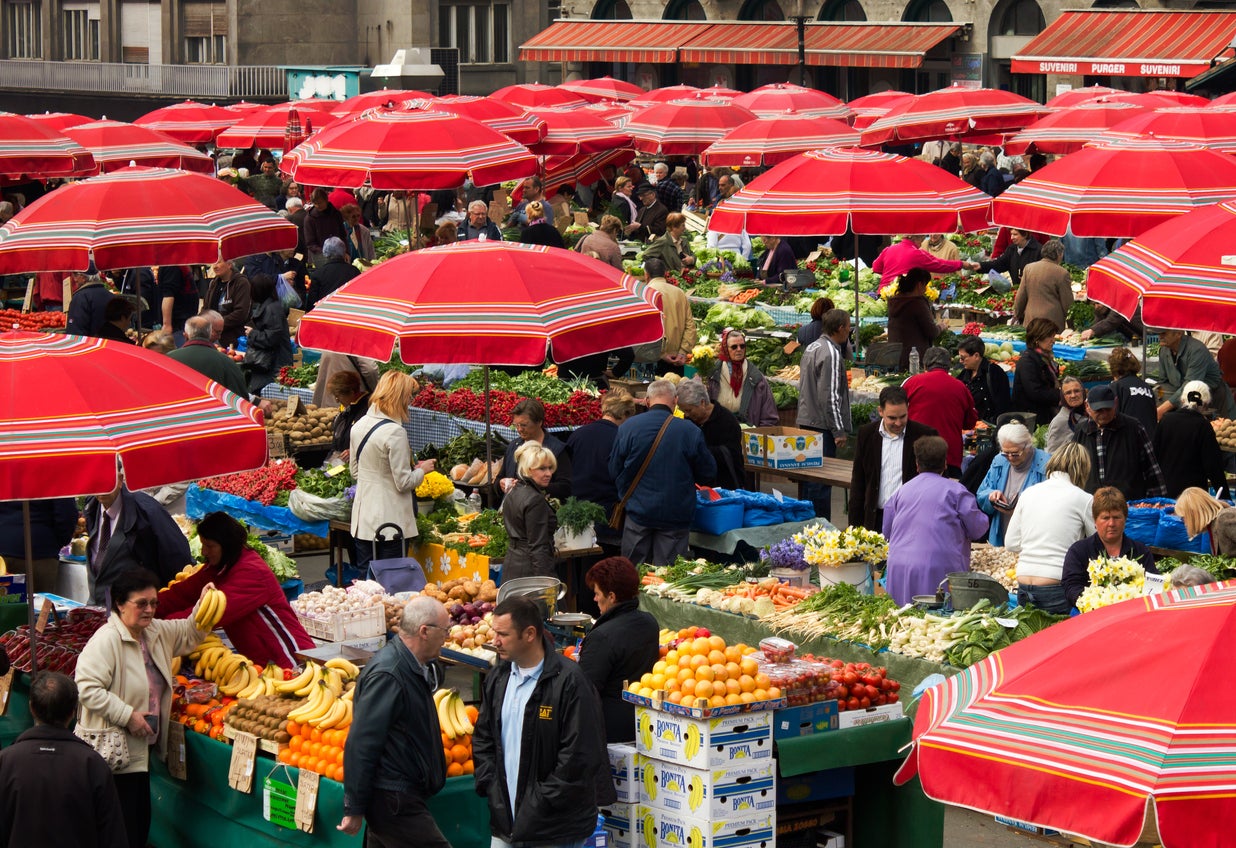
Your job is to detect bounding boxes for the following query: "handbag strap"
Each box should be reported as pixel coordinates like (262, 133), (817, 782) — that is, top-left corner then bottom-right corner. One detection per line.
(348, 356), (375, 392)
(614, 413), (675, 515)
(355, 418), (396, 461)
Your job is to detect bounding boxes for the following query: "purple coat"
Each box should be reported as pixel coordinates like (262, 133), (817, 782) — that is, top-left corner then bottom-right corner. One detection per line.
(882, 472), (989, 605)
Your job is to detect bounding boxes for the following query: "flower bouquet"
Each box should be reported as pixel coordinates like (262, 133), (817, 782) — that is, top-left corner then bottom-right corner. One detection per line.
(1075, 555), (1147, 613)
(416, 471), (457, 512)
(793, 524), (888, 568)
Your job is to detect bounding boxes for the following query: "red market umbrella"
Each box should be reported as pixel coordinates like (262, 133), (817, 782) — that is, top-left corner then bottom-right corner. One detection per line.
(701, 113), (860, 167)
(281, 108), (537, 190)
(296, 240), (663, 365)
(579, 102), (638, 129)
(290, 98), (342, 115)
(333, 89), (431, 118)
(405, 96), (547, 146)
(1085, 199), (1236, 334)
(24, 112), (94, 132)
(0, 331), (267, 499)
(525, 107), (632, 157)
(216, 103), (335, 149)
(860, 85), (1048, 147)
(0, 112), (96, 179)
(846, 90), (912, 130)
(558, 77), (646, 103)
(0, 166), (298, 273)
(1003, 101), (1151, 155)
(225, 101), (266, 113)
(63, 120), (215, 174)
(732, 84), (851, 120)
(625, 97), (757, 156)
(629, 85), (702, 108)
(707, 147), (992, 237)
(133, 100), (236, 143)
(491, 83), (587, 110)
(282, 108), (308, 155)
(1100, 106), (1236, 153)
(1210, 92), (1236, 108)
(1096, 91), (1210, 110)
(895, 581), (1236, 848)
(1044, 85), (1124, 108)
(542, 147), (636, 191)
(990, 137), (1236, 237)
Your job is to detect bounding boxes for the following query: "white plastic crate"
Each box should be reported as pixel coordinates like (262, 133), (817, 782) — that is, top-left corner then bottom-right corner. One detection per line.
(296, 605), (385, 642)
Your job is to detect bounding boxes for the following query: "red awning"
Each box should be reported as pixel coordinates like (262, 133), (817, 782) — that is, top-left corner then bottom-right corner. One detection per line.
(522, 20), (960, 69)
(1011, 10), (1236, 78)
(519, 20), (713, 64)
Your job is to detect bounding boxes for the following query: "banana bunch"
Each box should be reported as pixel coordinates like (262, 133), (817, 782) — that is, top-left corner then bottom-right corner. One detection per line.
(643, 811), (658, 848)
(281, 661), (356, 729)
(235, 663), (291, 699)
(434, 688), (474, 739)
(193, 646), (258, 697)
(166, 563), (204, 588)
(686, 775), (704, 813)
(687, 825), (704, 848)
(683, 724), (702, 762)
(194, 587), (227, 631)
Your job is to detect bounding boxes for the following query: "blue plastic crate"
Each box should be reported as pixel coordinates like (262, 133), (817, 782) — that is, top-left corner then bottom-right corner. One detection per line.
(690, 499), (745, 535)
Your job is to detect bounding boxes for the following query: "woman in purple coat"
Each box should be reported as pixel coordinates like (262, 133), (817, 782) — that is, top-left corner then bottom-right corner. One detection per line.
(882, 436), (989, 605)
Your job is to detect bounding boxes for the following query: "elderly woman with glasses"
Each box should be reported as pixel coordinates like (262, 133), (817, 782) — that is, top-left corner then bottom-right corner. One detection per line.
(501, 442), (560, 582)
(976, 421), (1051, 546)
(706, 329), (780, 426)
(499, 397), (572, 500)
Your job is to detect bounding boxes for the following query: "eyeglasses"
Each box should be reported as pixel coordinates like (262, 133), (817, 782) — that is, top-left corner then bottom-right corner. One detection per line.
(127, 598), (158, 610)
(1000, 448), (1025, 458)
(728, 343), (746, 350)
(423, 623), (449, 633)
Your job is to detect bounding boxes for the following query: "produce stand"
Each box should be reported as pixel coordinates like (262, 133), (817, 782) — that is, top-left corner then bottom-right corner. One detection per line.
(403, 407), (572, 454)
(690, 518), (819, 558)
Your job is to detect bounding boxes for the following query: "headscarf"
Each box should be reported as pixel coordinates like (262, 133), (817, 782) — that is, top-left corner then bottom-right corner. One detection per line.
(719, 328), (745, 397)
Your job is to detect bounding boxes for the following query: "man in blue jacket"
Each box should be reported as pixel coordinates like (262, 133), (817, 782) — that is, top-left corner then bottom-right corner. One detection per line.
(609, 380), (716, 566)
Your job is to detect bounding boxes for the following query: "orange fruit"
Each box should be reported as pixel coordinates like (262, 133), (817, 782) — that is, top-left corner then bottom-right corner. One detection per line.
(286, 720), (300, 738)
(300, 756), (317, 773)
(288, 751), (302, 767)
(463, 760), (474, 775)
(692, 637), (712, 656)
(653, 660), (667, 674)
(302, 723), (314, 740)
(707, 635), (727, 652)
(725, 678), (742, 696)
(289, 735), (303, 752)
(689, 655), (708, 670)
(754, 673), (771, 690)
(664, 649), (679, 665)
(330, 764), (344, 782)
(694, 665), (714, 683)
(680, 695), (696, 708)
(441, 731), (451, 748)
(676, 667), (694, 684)
(310, 727), (323, 743)
(639, 672), (654, 687)
(278, 748), (294, 764)
(694, 679), (714, 699)
(738, 674), (756, 693)
(725, 661), (742, 679)
(739, 692), (757, 705)
(710, 663), (728, 682)
(709, 695), (726, 708)
(649, 673), (667, 690)
(679, 678), (696, 696)
(664, 678), (680, 693)
(707, 649), (727, 666)
(725, 693), (742, 706)
(753, 688), (768, 701)
(678, 627), (695, 640)
(767, 686), (782, 700)
(447, 762), (464, 777)
(668, 690), (684, 704)
(739, 657), (759, 677)
(465, 705), (479, 724)
(724, 646), (742, 663)
(663, 664), (679, 679)
(451, 744), (470, 764)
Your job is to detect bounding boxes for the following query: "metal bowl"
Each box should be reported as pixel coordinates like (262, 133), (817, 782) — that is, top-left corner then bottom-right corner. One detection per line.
(550, 612), (594, 627)
(912, 594), (945, 610)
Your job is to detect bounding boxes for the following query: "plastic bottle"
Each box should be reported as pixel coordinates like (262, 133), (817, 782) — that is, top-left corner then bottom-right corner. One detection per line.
(908, 347), (921, 375)
(467, 491), (483, 514)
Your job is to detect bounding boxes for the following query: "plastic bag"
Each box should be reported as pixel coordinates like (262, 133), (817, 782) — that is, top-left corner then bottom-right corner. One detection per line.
(1153, 511), (1210, 553)
(1123, 506), (1162, 546)
(276, 275), (302, 311)
(287, 487), (352, 523)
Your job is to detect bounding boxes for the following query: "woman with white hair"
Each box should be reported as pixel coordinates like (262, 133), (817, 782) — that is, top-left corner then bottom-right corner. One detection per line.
(501, 442), (559, 581)
(1152, 380), (1227, 498)
(976, 421), (1051, 546)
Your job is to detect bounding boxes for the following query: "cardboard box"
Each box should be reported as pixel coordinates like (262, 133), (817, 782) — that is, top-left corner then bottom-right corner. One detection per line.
(744, 427), (825, 470)
(817, 829), (845, 848)
(601, 803), (637, 848)
(257, 531), (294, 555)
(609, 743), (640, 804)
(836, 702), (903, 730)
(0, 574), (28, 604)
(639, 755), (776, 819)
(772, 702), (839, 740)
(636, 803), (775, 848)
(776, 767), (854, 806)
(635, 707), (773, 770)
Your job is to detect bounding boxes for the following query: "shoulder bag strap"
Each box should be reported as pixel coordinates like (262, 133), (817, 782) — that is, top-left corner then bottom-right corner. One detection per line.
(613, 414), (675, 515)
(355, 418), (396, 461)
(347, 356), (376, 392)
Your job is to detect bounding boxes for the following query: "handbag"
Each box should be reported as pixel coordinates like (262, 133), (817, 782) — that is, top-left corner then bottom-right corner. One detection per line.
(242, 344), (274, 371)
(609, 414), (674, 530)
(75, 726), (131, 771)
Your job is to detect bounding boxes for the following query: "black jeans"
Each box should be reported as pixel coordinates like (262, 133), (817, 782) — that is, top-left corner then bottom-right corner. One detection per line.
(113, 770), (150, 848)
(364, 789), (452, 848)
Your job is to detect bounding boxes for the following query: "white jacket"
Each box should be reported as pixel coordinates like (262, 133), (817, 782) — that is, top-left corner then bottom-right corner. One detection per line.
(349, 409), (424, 541)
(1005, 471), (1095, 580)
(75, 614), (204, 774)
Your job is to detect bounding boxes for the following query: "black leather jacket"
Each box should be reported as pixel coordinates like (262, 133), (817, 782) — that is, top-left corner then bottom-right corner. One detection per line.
(342, 637), (446, 816)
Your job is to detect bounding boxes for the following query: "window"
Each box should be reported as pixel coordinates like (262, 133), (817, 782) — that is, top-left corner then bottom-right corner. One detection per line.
(739, 0), (785, 20)
(903, 0), (951, 22)
(5, 1), (42, 58)
(183, 1), (226, 63)
(818, 0), (865, 21)
(184, 33), (224, 62)
(62, 7), (100, 60)
(997, 0), (1042, 35)
(590, 0), (632, 18)
(439, 1), (510, 64)
(664, 0), (706, 19)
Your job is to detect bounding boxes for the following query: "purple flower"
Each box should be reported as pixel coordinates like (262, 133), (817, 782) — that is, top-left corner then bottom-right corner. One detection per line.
(760, 538), (809, 571)
(345, 485), (357, 501)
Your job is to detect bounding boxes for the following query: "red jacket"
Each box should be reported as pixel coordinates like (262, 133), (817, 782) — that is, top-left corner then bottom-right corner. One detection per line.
(871, 238), (962, 289)
(158, 549), (313, 668)
(904, 368), (978, 469)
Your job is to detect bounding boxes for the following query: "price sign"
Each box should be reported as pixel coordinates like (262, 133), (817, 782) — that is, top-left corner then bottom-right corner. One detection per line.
(166, 721), (188, 780)
(35, 598), (54, 635)
(228, 731), (258, 793)
(263, 770), (298, 830)
(0, 669), (13, 716)
(295, 768), (320, 833)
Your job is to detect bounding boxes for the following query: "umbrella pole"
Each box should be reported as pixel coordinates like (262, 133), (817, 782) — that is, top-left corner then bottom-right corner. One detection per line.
(853, 229), (860, 349)
(483, 365), (493, 506)
(22, 501), (37, 674)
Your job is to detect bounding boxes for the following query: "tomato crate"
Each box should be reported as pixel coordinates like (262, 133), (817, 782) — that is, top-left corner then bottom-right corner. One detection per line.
(296, 605), (385, 642)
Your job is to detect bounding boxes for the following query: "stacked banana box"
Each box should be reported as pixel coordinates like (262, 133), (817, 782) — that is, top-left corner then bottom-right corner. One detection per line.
(604, 707), (777, 848)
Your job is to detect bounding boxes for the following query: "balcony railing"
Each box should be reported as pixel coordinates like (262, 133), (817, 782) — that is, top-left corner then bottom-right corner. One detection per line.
(0, 60), (287, 98)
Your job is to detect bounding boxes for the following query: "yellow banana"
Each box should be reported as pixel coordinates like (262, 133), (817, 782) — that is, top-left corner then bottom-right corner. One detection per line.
(294, 662), (323, 697)
(288, 686), (326, 722)
(324, 657), (360, 679)
(451, 695), (473, 736)
(277, 663), (314, 694)
(341, 686), (354, 702)
(323, 668), (344, 698)
(300, 682), (336, 724)
(193, 590), (219, 630)
(437, 689), (460, 738)
(237, 671), (266, 700)
(223, 663), (258, 697)
(171, 656), (182, 676)
(315, 698), (347, 729)
(337, 698), (352, 729)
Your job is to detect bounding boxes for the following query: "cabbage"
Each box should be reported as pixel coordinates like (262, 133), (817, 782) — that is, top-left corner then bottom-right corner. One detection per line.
(703, 303), (775, 331)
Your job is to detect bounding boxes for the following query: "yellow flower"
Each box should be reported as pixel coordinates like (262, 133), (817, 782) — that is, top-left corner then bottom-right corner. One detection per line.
(416, 471), (455, 500)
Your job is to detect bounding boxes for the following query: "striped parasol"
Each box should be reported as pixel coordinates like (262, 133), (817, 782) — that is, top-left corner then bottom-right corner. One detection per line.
(133, 100), (236, 143)
(557, 77), (646, 103)
(0, 331), (267, 499)
(404, 96), (547, 146)
(525, 107), (632, 156)
(990, 137), (1236, 237)
(625, 97), (757, 156)
(732, 84), (852, 120)
(63, 120), (215, 174)
(542, 147), (636, 193)
(1003, 101), (1151, 155)
(1100, 106), (1236, 153)
(628, 85), (702, 108)
(0, 112), (96, 179)
(491, 83), (587, 110)
(0, 166), (298, 273)
(701, 113), (860, 167)
(296, 240), (663, 366)
(281, 108), (537, 190)
(215, 102), (335, 149)
(1044, 84), (1123, 108)
(896, 581), (1236, 848)
(23, 112), (94, 132)
(846, 90), (912, 130)
(1085, 200), (1236, 333)
(707, 147), (991, 237)
(860, 85), (1048, 147)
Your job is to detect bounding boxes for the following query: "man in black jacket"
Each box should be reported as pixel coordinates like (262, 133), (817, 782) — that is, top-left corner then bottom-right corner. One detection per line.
(1072, 385), (1167, 500)
(340, 597), (451, 846)
(0, 671), (126, 848)
(848, 386), (937, 531)
(305, 237), (360, 312)
(84, 480), (194, 606)
(475, 597), (613, 848)
(957, 335), (1011, 423)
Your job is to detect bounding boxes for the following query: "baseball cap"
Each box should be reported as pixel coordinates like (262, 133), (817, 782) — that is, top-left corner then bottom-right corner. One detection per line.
(1087, 385), (1116, 410)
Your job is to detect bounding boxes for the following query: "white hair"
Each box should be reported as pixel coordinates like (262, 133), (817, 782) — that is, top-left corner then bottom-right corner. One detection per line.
(646, 379), (677, 404)
(400, 595), (446, 633)
(468, 199), (487, 213)
(997, 422), (1033, 449)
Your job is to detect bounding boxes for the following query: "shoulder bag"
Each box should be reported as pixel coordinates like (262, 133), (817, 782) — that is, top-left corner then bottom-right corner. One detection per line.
(608, 414), (674, 530)
(75, 726), (130, 771)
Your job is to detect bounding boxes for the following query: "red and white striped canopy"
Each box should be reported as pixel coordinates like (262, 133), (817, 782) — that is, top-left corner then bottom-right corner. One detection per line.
(1100, 106), (1236, 153)
(133, 100), (235, 143)
(542, 147), (636, 191)
(404, 96), (547, 147)
(625, 97), (757, 156)
(557, 77), (646, 103)
(296, 240), (663, 366)
(23, 112), (94, 132)
(526, 107), (632, 157)
(846, 90), (912, 130)
(701, 114), (860, 167)
(491, 83), (587, 110)
(215, 103), (336, 149)
(0, 166), (298, 272)
(0, 331), (267, 500)
(732, 84), (851, 120)
(1043, 85), (1124, 109)
(64, 120), (214, 174)
(1003, 101), (1151, 155)
(0, 112), (95, 179)
(861, 85), (1048, 146)
(281, 108), (537, 190)
(708, 147), (991, 237)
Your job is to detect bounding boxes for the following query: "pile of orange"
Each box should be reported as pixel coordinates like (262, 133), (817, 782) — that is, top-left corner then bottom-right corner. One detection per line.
(277, 720), (348, 782)
(175, 698), (234, 740)
(443, 732), (474, 778)
(626, 632), (782, 709)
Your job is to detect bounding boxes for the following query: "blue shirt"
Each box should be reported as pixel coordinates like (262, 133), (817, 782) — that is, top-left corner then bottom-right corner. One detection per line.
(501, 658), (544, 811)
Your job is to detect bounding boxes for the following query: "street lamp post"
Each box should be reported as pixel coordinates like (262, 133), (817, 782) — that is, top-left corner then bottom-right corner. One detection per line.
(790, 0), (813, 88)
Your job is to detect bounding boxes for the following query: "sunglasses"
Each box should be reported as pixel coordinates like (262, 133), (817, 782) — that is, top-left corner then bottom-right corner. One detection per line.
(728, 343), (746, 350)
(127, 598), (158, 610)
